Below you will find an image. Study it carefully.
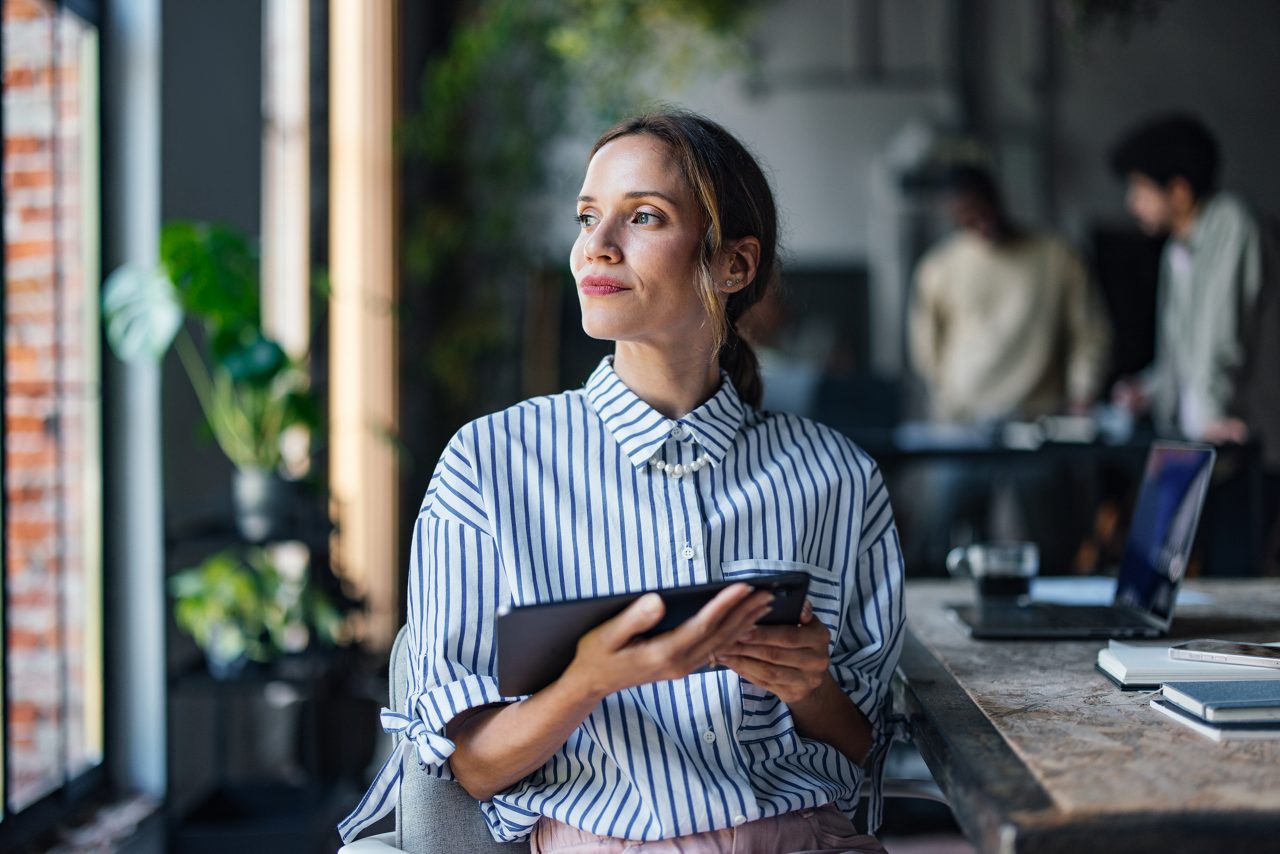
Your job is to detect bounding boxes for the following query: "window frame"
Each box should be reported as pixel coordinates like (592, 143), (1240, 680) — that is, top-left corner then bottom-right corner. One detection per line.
(0, 0), (107, 847)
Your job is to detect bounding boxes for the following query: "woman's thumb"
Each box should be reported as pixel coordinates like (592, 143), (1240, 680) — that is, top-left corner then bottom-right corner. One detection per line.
(604, 593), (665, 645)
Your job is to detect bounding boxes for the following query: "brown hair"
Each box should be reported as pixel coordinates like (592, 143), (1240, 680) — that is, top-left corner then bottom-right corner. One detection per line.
(590, 110), (779, 408)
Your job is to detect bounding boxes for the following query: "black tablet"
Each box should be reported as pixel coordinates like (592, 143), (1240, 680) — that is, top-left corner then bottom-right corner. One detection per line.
(496, 571), (810, 697)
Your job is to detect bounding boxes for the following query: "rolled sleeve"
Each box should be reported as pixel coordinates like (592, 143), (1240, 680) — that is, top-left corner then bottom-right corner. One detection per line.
(340, 434), (509, 844)
(833, 465), (906, 737)
(825, 460), (906, 834)
(403, 508), (510, 780)
(339, 448), (507, 844)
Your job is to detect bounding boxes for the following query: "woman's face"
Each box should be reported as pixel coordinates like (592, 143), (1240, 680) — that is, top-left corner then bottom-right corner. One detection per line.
(570, 135), (712, 353)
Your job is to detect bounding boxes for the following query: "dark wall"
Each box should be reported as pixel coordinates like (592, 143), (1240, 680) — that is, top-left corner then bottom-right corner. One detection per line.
(160, 0), (263, 529)
(158, 0), (262, 813)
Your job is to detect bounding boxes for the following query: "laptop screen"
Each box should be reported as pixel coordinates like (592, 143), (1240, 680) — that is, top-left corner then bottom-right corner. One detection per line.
(1114, 443), (1216, 625)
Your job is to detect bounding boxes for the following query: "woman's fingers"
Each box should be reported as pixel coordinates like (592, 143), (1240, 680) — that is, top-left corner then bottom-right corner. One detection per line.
(726, 640), (824, 668)
(739, 623), (827, 650)
(724, 590), (776, 634)
(665, 584), (758, 646)
(716, 654), (789, 690)
(595, 592), (666, 649)
(611, 583), (754, 652)
(719, 604), (830, 698)
(693, 583), (757, 630)
(698, 591), (775, 652)
(592, 584), (812, 687)
(656, 587), (771, 672)
(718, 651), (826, 705)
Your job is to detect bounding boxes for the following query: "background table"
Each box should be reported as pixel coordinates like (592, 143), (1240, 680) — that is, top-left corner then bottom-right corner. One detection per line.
(895, 579), (1280, 854)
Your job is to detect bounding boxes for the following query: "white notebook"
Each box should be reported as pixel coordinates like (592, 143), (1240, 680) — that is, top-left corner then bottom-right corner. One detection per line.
(1151, 698), (1280, 741)
(1097, 640), (1280, 689)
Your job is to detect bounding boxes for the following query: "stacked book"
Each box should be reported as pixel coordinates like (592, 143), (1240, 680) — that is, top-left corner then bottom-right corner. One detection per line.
(1096, 640), (1280, 689)
(1151, 681), (1280, 741)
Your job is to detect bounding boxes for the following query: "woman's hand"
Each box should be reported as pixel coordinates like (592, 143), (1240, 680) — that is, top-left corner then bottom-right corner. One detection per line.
(719, 600), (874, 764)
(561, 583), (774, 702)
(716, 600), (832, 705)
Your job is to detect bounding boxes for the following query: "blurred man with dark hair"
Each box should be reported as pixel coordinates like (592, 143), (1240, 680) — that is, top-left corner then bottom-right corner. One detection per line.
(1110, 113), (1276, 450)
(1110, 113), (1280, 575)
(910, 164), (1111, 423)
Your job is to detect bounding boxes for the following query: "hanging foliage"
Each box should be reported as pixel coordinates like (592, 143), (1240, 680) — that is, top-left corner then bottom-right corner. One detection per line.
(399, 0), (765, 453)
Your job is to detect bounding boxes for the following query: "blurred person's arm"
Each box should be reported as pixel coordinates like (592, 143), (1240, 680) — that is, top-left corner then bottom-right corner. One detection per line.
(908, 258), (944, 388)
(1062, 244), (1111, 414)
(1111, 375), (1150, 413)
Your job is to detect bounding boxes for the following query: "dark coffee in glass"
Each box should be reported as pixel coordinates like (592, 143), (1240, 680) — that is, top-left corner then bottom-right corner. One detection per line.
(946, 542), (1038, 602)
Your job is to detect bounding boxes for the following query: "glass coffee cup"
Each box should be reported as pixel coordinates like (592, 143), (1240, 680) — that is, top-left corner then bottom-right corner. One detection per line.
(945, 542), (1039, 602)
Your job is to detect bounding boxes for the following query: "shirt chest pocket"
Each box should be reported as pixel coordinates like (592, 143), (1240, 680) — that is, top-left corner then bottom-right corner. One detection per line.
(719, 559), (843, 743)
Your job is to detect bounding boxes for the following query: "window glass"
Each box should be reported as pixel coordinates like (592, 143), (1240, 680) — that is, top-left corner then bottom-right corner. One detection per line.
(2, 0), (103, 815)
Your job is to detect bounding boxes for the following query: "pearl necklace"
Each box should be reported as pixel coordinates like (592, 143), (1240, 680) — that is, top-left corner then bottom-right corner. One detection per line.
(649, 452), (712, 479)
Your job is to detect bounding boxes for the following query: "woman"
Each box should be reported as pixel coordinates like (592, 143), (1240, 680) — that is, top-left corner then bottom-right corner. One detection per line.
(341, 111), (904, 853)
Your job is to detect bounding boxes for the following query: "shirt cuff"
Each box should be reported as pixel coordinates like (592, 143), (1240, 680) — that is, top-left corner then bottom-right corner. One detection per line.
(412, 673), (507, 779)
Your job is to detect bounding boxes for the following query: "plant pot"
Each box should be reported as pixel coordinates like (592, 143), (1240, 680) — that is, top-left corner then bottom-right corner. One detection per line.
(205, 650), (250, 680)
(202, 622), (252, 679)
(232, 467), (295, 543)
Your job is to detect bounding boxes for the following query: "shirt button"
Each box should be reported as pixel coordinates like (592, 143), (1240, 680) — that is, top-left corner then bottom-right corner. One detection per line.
(671, 424), (684, 438)
(681, 546), (696, 560)
(702, 730), (716, 744)
(732, 815), (748, 827)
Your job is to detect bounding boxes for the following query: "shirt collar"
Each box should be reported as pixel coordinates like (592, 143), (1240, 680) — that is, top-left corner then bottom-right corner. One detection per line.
(584, 356), (748, 470)
(1185, 192), (1222, 253)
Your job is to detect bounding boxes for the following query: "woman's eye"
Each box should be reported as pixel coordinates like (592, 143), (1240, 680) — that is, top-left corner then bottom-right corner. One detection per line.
(633, 211), (657, 225)
(574, 213), (596, 228)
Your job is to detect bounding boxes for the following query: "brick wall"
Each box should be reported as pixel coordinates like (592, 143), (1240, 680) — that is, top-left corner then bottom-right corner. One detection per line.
(3, 0), (101, 811)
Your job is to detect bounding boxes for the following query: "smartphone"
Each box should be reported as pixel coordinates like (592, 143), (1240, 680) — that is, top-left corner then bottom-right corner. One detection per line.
(496, 571), (810, 696)
(1168, 639), (1280, 670)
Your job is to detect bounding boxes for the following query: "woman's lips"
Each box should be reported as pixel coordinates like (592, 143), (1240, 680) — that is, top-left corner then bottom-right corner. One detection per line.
(580, 275), (629, 296)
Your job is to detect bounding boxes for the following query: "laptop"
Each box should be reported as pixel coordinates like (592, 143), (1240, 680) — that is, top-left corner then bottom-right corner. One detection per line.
(951, 441), (1216, 639)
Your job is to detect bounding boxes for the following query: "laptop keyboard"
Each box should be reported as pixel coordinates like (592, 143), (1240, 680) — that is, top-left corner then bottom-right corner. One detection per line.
(989, 603), (1152, 629)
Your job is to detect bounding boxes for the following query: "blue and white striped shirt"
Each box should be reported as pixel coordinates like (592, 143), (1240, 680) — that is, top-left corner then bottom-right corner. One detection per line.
(340, 356), (905, 844)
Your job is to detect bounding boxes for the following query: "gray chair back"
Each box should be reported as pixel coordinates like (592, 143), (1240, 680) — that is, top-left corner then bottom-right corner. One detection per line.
(390, 626), (530, 853)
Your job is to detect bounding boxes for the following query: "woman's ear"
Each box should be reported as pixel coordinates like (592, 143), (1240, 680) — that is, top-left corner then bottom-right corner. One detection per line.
(716, 237), (761, 294)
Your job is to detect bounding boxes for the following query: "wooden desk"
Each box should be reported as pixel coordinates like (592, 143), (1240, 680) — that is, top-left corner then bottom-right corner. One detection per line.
(895, 580), (1280, 854)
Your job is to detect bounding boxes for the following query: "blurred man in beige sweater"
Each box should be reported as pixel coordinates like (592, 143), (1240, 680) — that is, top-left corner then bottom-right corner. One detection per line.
(904, 166), (1111, 574)
(910, 166), (1112, 423)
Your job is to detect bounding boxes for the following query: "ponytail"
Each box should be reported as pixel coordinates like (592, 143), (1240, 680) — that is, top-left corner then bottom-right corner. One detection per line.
(718, 323), (763, 408)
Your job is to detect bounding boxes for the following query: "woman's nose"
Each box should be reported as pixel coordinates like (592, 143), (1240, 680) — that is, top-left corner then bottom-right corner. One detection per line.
(582, 219), (621, 262)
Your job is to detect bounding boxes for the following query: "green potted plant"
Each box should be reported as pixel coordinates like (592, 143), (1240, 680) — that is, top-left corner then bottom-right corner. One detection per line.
(169, 547), (347, 678)
(102, 221), (318, 541)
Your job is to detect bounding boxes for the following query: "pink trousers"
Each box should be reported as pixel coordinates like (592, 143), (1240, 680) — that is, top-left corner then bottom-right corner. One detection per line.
(530, 804), (887, 854)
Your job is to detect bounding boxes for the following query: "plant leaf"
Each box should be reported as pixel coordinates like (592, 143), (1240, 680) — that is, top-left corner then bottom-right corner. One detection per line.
(160, 220), (261, 335)
(220, 335), (288, 385)
(102, 264), (185, 362)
